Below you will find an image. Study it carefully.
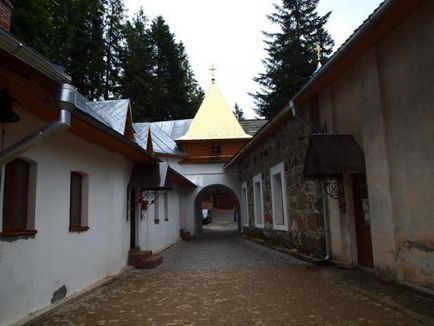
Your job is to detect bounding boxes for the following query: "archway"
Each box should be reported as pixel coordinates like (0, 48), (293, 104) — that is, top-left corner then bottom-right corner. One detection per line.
(194, 184), (241, 234)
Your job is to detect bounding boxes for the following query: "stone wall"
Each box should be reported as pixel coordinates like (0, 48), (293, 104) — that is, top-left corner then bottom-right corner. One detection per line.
(238, 107), (325, 259)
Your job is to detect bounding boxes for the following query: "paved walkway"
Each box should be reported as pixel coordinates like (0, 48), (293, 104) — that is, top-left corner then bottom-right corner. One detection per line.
(29, 229), (433, 326)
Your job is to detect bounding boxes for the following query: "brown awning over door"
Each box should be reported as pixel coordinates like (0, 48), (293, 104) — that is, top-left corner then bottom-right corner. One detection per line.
(303, 135), (366, 179)
(128, 162), (171, 190)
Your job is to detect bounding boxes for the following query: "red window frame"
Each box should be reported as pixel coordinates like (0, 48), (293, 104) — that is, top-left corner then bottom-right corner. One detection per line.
(69, 172), (88, 232)
(2, 158), (36, 237)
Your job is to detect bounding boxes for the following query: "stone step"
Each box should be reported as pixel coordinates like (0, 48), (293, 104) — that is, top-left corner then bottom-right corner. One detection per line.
(128, 250), (152, 266)
(132, 255), (163, 269)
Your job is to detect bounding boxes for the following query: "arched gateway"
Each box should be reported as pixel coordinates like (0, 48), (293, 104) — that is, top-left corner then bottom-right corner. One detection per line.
(133, 76), (259, 238)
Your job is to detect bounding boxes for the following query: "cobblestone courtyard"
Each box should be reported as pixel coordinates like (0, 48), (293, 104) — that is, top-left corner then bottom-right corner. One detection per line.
(28, 224), (433, 325)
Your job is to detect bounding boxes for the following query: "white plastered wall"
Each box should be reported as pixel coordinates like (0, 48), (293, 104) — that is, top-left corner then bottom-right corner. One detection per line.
(0, 109), (132, 326)
(316, 1), (434, 289)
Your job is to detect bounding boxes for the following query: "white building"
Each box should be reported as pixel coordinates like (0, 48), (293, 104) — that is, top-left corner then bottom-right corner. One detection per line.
(0, 25), (195, 325)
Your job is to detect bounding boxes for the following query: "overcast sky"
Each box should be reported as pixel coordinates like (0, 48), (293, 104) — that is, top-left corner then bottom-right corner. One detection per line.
(124, 0), (384, 119)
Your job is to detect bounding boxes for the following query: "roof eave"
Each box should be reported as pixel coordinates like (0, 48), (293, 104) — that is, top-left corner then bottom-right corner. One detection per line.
(0, 29), (71, 83)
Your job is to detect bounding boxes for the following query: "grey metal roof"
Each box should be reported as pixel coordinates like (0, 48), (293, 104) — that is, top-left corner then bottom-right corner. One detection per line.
(134, 122), (184, 156)
(154, 119), (193, 139)
(87, 100), (130, 135)
(239, 119), (268, 136)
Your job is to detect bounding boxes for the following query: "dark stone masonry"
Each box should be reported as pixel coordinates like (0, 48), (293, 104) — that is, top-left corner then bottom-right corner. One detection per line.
(238, 107), (326, 259)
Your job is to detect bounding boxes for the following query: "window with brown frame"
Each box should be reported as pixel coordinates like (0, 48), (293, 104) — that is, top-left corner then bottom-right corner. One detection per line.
(210, 144), (221, 155)
(2, 158), (37, 237)
(69, 172), (88, 232)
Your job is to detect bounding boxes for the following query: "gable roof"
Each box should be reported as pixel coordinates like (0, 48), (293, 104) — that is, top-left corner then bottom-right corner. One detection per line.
(176, 84), (251, 141)
(87, 99), (130, 136)
(134, 122), (184, 156)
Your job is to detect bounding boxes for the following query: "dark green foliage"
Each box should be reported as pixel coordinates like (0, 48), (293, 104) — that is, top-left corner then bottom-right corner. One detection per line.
(123, 15), (203, 122)
(104, 0), (126, 99)
(253, 0), (334, 118)
(68, 0), (106, 100)
(122, 9), (155, 122)
(233, 103), (245, 121)
(10, 1), (203, 119)
(10, 0), (53, 57)
(11, 0), (106, 100)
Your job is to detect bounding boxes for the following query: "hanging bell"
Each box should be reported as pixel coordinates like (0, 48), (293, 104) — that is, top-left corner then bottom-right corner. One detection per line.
(0, 89), (20, 123)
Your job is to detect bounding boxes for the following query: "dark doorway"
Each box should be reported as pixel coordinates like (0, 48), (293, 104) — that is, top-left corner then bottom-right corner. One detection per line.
(130, 188), (136, 249)
(353, 175), (373, 267)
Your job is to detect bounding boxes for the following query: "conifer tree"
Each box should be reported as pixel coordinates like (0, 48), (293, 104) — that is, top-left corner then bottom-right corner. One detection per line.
(253, 0), (334, 118)
(233, 103), (245, 121)
(104, 0), (126, 99)
(122, 9), (155, 122)
(124, 15), (203, 122)
(68, 0), (106, 100)
(10, 0), (53, 58)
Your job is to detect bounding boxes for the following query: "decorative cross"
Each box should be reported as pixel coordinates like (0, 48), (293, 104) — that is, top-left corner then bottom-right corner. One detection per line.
(314, 44), (322, 63)
(210, 65), (217, 84)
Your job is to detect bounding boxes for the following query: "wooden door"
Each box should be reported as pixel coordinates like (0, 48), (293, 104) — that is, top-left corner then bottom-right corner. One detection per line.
(353, 175), (374, 267)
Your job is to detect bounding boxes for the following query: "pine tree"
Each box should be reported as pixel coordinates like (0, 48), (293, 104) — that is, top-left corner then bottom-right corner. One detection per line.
(178, 42), (204, 118)
(104, 0), (126, 99)
(253, 0), (334, 118)
(125, 15), (203, 122)
(47, 0), (75, 69)
(122, 9), (155, 122)
(10, 0), (54, 57)
(68, 0), (106, 100)
(233, 103), (245, 121)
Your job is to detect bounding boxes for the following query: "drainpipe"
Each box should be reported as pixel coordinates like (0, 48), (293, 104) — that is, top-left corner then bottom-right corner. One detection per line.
(322, 186), (331, 261)
(0, 83), (77, 166)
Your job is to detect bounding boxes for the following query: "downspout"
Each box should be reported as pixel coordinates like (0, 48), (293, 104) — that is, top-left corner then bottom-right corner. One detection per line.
(322, 186), (331, 261)
(0, 83), (77, 165)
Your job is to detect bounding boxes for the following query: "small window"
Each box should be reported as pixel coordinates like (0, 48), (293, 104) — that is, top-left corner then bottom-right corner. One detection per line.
(69, 172), (89, 232)
(270, 162), (288, 231)
(210, 144), (221, 154)
(164, 192), (169, 221)
(253, 173), (264, 228)
(2, 158), (37, 237)
(241, 182), (249, 227)
(154, 194), (160, 224)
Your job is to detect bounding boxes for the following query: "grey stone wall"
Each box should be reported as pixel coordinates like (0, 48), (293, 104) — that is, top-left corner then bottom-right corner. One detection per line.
(238, 107), (325, 258)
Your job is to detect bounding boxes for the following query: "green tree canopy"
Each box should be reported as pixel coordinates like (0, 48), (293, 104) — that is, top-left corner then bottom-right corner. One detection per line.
(10, 1), (203, 119)
(253, 0), (334, 119)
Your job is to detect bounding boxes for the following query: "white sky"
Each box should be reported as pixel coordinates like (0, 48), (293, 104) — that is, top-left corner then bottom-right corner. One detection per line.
(124, 0), (384, 119)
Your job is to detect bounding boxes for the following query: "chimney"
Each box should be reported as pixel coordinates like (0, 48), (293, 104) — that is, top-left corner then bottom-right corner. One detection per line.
(0, 0), (13, 32)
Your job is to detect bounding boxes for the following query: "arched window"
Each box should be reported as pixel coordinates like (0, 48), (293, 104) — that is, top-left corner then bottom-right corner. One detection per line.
(2, 158), (36, 236)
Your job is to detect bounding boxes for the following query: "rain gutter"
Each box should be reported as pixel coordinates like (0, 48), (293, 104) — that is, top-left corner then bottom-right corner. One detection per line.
(0, 28), (157, 164)
(0, 84), (77, 165)
(0, 28), (71, 83)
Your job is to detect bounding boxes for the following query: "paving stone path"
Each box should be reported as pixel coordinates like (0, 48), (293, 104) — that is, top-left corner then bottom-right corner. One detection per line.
(30, 227), (428, 325)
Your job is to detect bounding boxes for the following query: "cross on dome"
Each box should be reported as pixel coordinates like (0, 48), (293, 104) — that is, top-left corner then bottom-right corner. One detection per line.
(209, 65), (217, 84)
